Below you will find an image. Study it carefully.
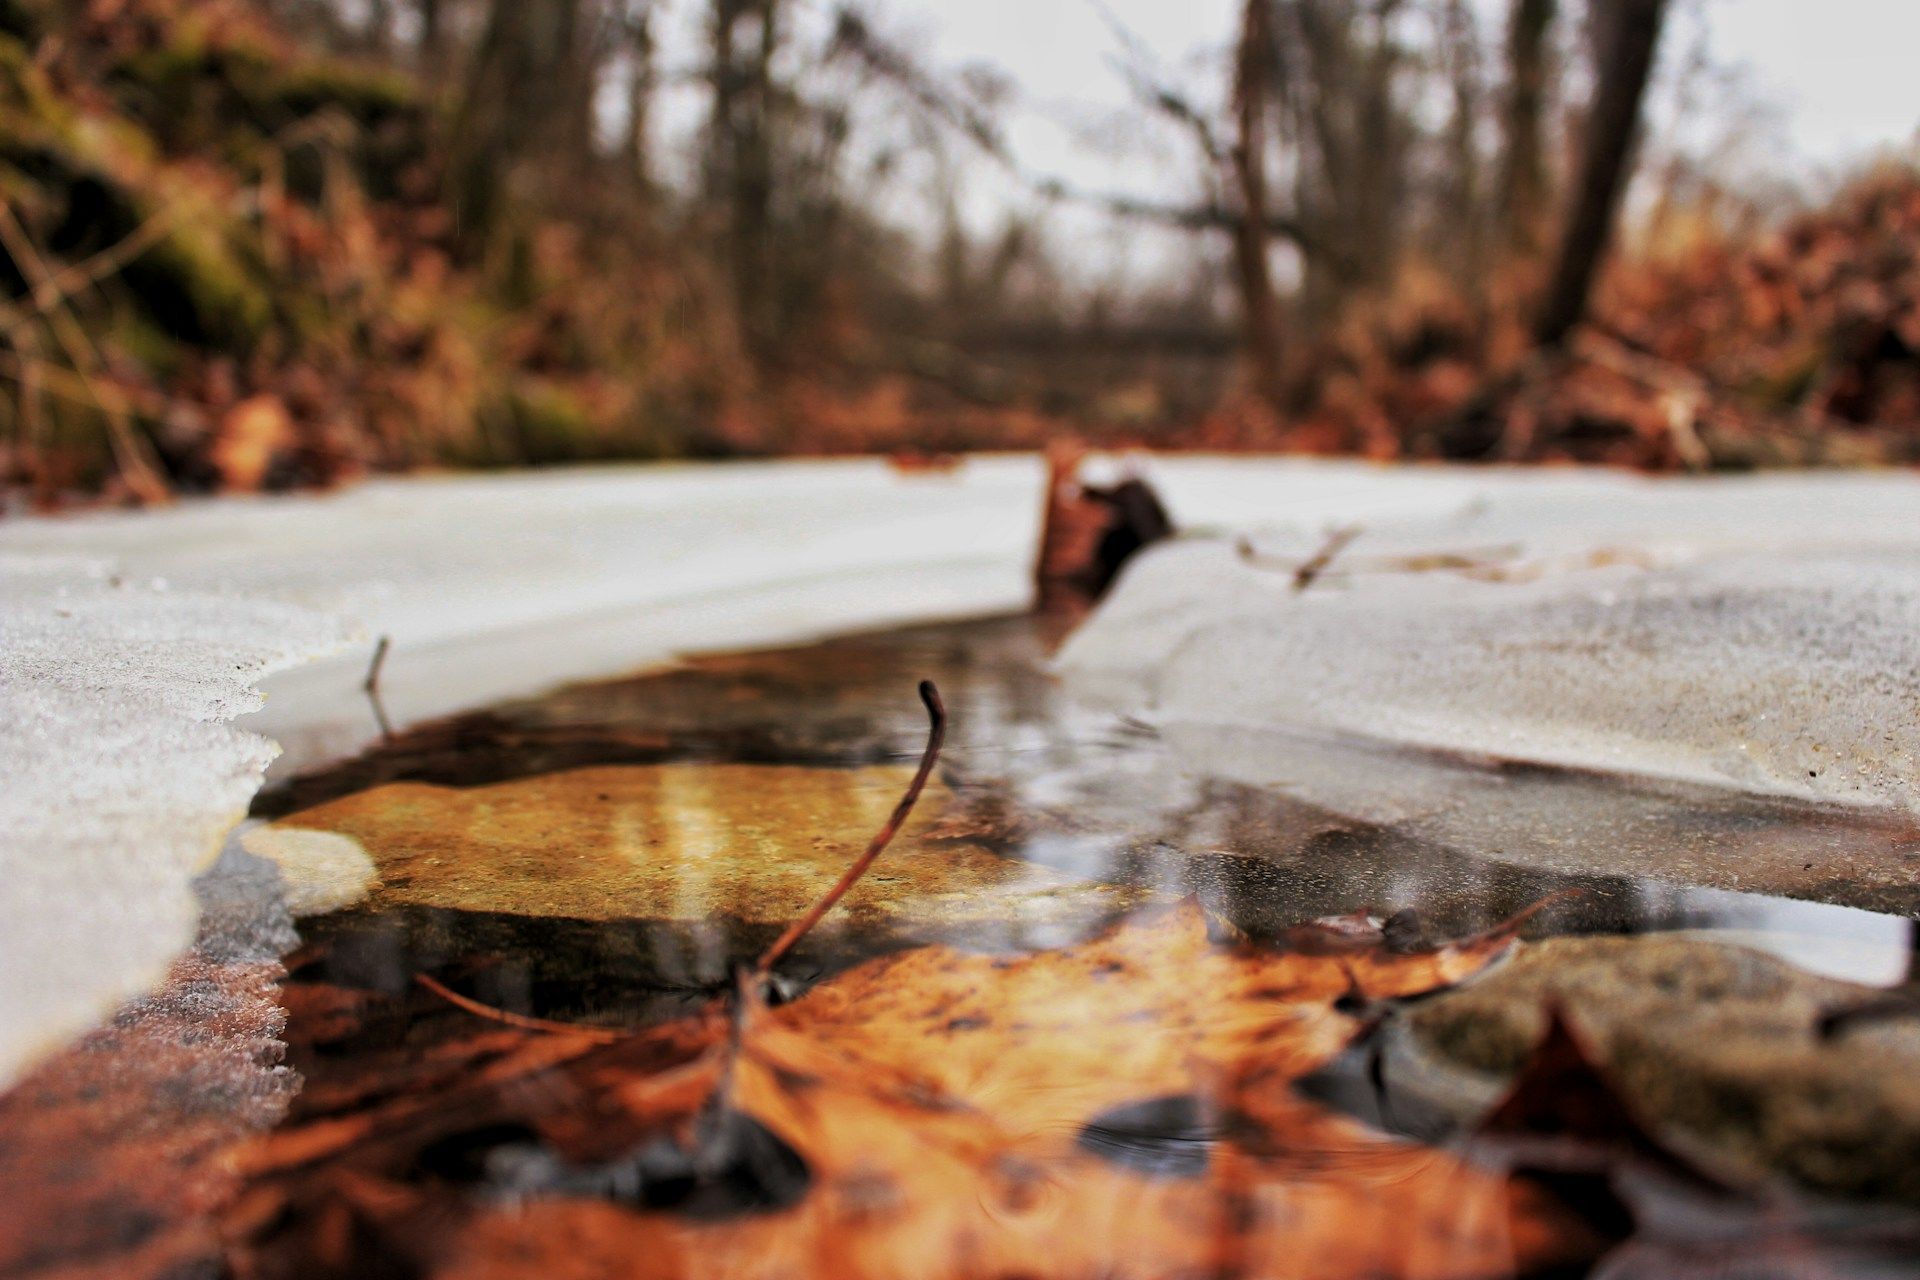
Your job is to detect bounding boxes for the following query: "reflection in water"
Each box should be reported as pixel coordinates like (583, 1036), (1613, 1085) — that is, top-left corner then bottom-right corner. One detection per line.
(255, 612), (1917, 1006)
(1636, 885), (1914, 985)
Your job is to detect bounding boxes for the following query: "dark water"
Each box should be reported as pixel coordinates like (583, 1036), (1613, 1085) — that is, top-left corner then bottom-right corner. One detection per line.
(255, 612), (1917, 1020)
(226, 613), (1920, 1276)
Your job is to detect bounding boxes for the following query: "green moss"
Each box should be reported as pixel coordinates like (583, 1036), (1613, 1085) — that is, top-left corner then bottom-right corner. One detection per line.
(0, 33), (273, 351)
(267, 60), (417, 127)
(1743, 340), (1829, 408)
(0, 33), (75, 141)
(480, 381), (603, 466)
(105, 15), (420, 173)
(108, 185), (271, 348)
(110, 24), (272, 149)
(104, 312), (185, 378)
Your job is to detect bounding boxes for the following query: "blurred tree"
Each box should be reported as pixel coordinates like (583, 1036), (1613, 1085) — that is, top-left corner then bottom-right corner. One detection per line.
(1435, 0), (1488, 281)
(1280, 0), (1414, 313)
(448, 0), (602, 250)
(620, 0), (660, 192)
(708, 0), (783, 362)
(1497, 0), (1557, 257)
(1534, 0), (1671, 347)
(1230, 0), (1286, 410)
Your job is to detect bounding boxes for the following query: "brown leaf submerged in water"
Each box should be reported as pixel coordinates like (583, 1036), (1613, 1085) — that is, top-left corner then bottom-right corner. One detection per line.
(248, 763), (1145, 938)
(223, 897), (1596, 1280)
(220, 684), (1600, 1278)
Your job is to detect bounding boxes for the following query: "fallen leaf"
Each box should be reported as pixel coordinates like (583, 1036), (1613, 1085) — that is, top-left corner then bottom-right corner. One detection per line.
(224, 899), (1600, 1279)
(209, 394), (297, 493)
(249, 765), (1148, 945)
(1034, 445), (1174, 612)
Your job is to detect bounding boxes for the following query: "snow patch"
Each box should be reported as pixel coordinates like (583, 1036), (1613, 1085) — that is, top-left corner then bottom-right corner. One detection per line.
(1060, 464), (1920, 811)
(0, 566), (350, 1088)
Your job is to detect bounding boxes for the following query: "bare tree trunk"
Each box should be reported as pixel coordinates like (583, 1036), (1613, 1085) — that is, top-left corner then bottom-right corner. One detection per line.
(362, 0), (394, 57)
(708, 0), (782, 363)
(1283, 0), (1410, 316)
(621, 1), (658, 190)
(448, 0), (601, 251)
(1350, 0), (1407, 284)
(1496, 0), (1556, 255)
(1437, 0), (1485, 279)
(416, 0), (444, 74)
(1229, 0), (1286, 410)
(1533, 0), (1668, 348)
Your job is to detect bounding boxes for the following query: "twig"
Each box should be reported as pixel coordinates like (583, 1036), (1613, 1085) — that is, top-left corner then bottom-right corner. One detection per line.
(827, 3), (1318, 252)
(362, 635), (391, 694)
(752, 680), (947, 979)
(361, 635), (394, 740)
(25, 206), (175, 318)
(1088, 0), (1225, 164)
(1576, 330), (1712, 470)
(0, 205), (168, 501)
(415, 681), (945, 1048)
(413, 973), (625, 1043)
(0, 305), (46, 484)
(0, 347), (173, 419)
(689, 966), (763, 1170)
(1292, 525), (1362, 591)
(1237, 525), (1363, 589)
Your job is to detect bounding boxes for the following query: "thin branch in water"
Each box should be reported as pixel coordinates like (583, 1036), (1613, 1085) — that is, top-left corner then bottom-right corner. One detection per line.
(692, 966), (763, 1169)
(413, 972), (625, 1043)
(753, 680), (947, 979)
(363, 635), (391, 693)
(362, 635), (393, 740)
(410, 682), (943, 1056)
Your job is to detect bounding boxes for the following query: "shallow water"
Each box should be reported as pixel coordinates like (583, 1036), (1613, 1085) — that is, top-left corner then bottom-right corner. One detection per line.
(255, 612), (1918, 1005)
(8, 612), (1920, 1278)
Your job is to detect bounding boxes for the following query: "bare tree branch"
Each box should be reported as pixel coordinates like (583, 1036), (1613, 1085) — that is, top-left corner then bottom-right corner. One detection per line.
(825, 3), (1321, 255)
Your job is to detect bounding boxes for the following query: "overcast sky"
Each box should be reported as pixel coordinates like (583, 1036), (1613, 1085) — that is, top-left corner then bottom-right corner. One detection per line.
(903, 0), (1920, 166)
(648, 1), (1920, 287)
(1697, 0), (1920, 159)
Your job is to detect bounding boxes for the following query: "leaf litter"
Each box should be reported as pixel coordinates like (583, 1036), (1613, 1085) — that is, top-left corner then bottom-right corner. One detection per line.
(12, 651), (1916, 1279)
(224, 683), (1614, 1280)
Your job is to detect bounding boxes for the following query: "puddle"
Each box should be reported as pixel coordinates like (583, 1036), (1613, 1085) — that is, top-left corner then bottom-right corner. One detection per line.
(9, 612), (1920, 1278)
(253, 613), (1919, 964)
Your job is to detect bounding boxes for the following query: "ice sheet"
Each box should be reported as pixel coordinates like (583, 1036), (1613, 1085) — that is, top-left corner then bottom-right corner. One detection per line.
(1060, 464), (1920, 811)
(0, 561), (348, 1088)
